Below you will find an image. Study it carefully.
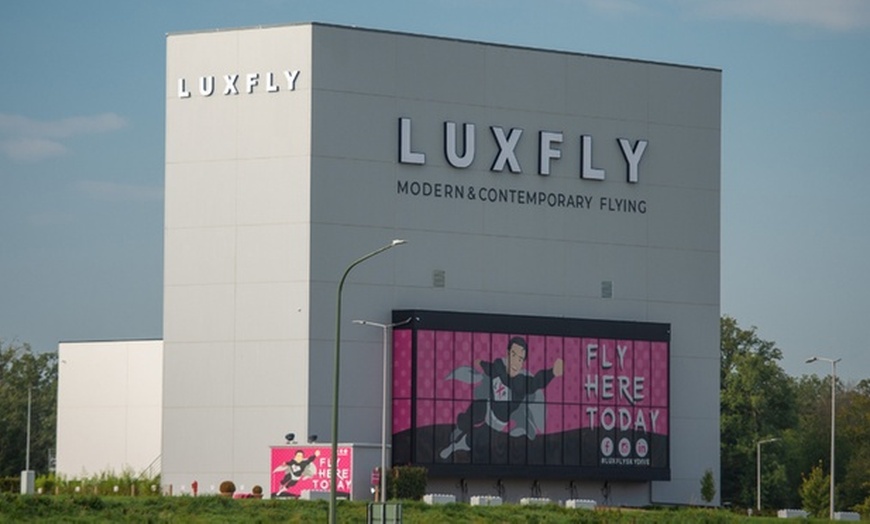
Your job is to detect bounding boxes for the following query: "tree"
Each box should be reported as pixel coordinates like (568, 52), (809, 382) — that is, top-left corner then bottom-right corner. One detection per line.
(720, 316), (796, 508)
(787, 375), (870, 512)
(700, 468), (716, 504)
(0, 340), (57, 476)
(800, 462), (830, 518)
(835, 379), (870, 509)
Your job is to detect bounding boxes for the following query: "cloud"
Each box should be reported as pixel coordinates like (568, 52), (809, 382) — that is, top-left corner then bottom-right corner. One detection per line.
(581, 0), (648, 17)
(682, 0), (870, 31)
(1, 138), (68, 163)
(0, 112), (127, 163)
(579, 0), (870, 31)
(76, 180), (163, 203)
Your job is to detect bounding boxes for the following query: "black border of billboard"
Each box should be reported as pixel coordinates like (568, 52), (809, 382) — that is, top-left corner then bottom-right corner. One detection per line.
(391, 309), (671, 482)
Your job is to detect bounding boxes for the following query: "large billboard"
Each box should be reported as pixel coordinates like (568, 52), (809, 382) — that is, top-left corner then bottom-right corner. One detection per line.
(270, 445), (353, 498)
(391, 310), (670, 481)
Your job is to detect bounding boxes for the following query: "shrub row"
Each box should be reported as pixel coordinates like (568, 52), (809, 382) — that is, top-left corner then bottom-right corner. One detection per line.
(0, 496), (791, 523)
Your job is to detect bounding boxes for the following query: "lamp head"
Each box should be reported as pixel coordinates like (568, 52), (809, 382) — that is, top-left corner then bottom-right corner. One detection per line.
(308, 435), (318, 443)
(391, 239), (407, 247)
(805, 356), (818, 363)
(285, 432), (295, 443)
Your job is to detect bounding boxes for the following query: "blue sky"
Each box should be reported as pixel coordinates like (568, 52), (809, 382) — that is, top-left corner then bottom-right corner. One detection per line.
(1, 0), (868, 382)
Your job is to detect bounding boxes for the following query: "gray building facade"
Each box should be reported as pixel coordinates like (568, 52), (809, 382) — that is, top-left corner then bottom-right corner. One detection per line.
(163, 23), (720, 505)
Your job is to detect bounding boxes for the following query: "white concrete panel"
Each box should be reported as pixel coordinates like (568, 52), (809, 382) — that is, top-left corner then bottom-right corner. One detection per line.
(233, 341), (309, 408)
(56, 341), (163, 477)
(308, 157), (400, 228)
(480, 236), (569, 297)
(565, 57), (651, 121)
(126, 341), (164, 407)
(165, 96), (240, 163)
(236, 156), (311, 226)
(647, 185), (720, 253)
(237, 24), (312, 73)
(237, 92), (310, 159)
(306, 338), (334, 416)
(669, 356), (720, 416)
(648, 303), (720, 359)
(648, 64), (721, 130)
(310, 91), (400, 164)
(163, 227), (236, 286)
(647, 248), (719, 305)
(311, 25), (398, 97)
(304, 281), (338, 344)
(337, 338), (387, 409)
(162, 342), (235, 408)
(126, 405), (163, 471)
(164, 161), (237, 229)
(235, 224), (308, 283)
(58, 345), (127, 407)
(163, 285), (236, 342)
(485, 46), (568, 113)
(395, 36), (487, 106)
(645, 124), (720, 192)
(234, 282), (307, 341)
(334, 403), (382, 443)
(563, 241), (650, 301)
(57, 406), (127, 475)
(161, 407), (235, 475)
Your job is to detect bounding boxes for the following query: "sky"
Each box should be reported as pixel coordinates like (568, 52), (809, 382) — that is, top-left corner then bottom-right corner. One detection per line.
(1, 0), (868, 382)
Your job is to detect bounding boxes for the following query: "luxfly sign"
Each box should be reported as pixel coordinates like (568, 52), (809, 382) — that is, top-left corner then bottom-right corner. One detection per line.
(398, 118), (648, 183)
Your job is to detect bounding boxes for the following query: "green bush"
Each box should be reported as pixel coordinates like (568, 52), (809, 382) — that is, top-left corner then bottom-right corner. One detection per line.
(34, 470), (161, 496)
(0, 477), (18, 494)
(34, 473), (56, 494)
(0, 497), (797, 523)
(388, 465), (427, 501)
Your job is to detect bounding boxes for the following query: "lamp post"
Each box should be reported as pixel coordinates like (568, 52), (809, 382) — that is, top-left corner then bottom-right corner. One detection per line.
(353, 317), (413, 504)
(329, 239), (406, 524)
(806, 356), (841, 520)
(756, 437), (780, 511)
(26, 387), (31, 471)
(20, 387), (34, 495)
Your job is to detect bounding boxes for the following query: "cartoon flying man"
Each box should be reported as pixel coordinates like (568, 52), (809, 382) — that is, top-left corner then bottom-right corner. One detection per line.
(440, 336), (563, 459)
(273, 449), (320, 496)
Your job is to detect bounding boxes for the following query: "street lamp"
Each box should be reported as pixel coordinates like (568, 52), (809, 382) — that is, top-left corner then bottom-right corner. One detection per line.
(353, 317), (413, 504)
(329, 239), (406, 524)
(756, 437), (780, 511)
(20, 387), (34, 495)
(806, 355), (841, 520)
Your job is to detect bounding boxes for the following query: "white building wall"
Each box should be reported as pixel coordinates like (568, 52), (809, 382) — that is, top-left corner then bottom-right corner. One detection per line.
(56, 340), (163, 478)
(163, 24), (314, 494)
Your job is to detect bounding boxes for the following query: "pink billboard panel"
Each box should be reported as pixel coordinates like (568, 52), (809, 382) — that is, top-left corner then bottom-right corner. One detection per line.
(390, 310), (670, 481)
(270, 445), (353, 498)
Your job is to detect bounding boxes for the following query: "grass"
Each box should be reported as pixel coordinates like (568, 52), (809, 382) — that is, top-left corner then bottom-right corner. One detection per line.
(0, 494), (837, 523)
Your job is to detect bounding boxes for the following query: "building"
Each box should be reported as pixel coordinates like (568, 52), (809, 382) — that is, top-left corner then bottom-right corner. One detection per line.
(60, 22), (721, 506)
(56, 340), (163, 478)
